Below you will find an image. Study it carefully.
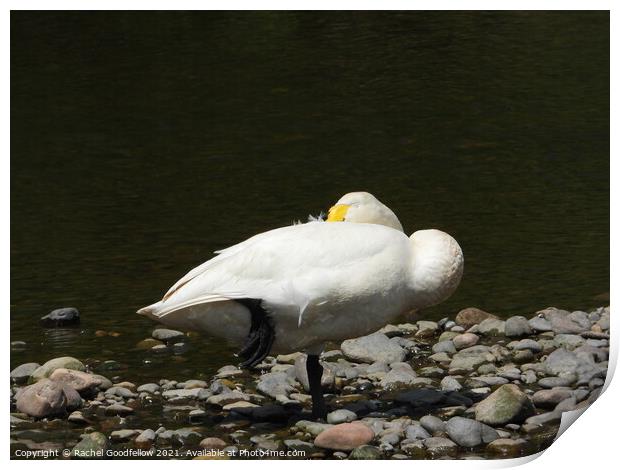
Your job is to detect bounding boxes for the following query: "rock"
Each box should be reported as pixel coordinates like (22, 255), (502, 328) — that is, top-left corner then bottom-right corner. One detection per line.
(440, 376), (462, 392)
(538, 376), (576, 388)
(349, 445), (382, 459)
(136, 338), (164, 349)
(504, 316), (532, 337)
(432, 341), (457, 354)
(49, 368), (101, 394)
(455, 308), (498, 328)
(294, 355), (335, 391)
(11, 341), (27, 350)
(341, 333), (406, 364)
(162, 388), (204, 400)
(152, 328), (185, 342)
(68, 410), (89, 424)
(379, 362), (417, 389)
(509, 339), (542, 353)
(105, 386), (138, 399)
(104, 404), (134, 416)
(539, 307), (588, 334)
(295, 420), (334, 436)
(206, 390), (250, 406)
(175, 427), (203, 445)
(284, 439), (315, 453)
(487, 438), (525, 457)
(136, 429), (156, 447)
(524, 410), (562, 426)
(314, 422), (374, 450)
(71, 432), (110, 458)
(452, 333), (479, 350)
(405, 424), (431, 440)
(420, 415), (446, 434)
(445, 417), (498, 447)
(423, 437), (458, 457)
(222, 401), (259, 410)
(40, 307), (80, 327)
(200, 437), (227, 450)
(477, 319), (505, 336)
(528, 316), (553, 332)
(30, 357), (85, 382)
(449, 355), (488, 373)
(545, 348), (580, 376)
(415, 321), (439, 338)
(215, 365), (244, 379)
(16, 379), (68, 418)
(475, 384), (535, 425)
(256, 372), (296, 399)
(327, 409), (358, 424)
(532, 388), (573, 408)
(555, 334), (585, 349)
(137, 383), (160, 394)
(10, 363), (40, 384)
(63, 385), (83, 410)
(111, 429), (139, 442)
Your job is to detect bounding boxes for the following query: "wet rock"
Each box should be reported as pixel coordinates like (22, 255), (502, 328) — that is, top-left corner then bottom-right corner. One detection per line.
(215, 365), (244, 379)
(104, 403), (134, 416)
(10, 363), (40, 384)
(379, 362), (417, 389)
(136, 338), (164, 350)
(105, 386), (137, 399)
(111, 429), (139, 442)
(349, 445), (382, 459)
(452, 333), (479, 350)
(71, 432), (110, 458)
(486, 438), (525, 457)
(295, 420), (334, 436)
(16, 379), (68, 418)
(222, 401), (259, 410)
(415, 321), (438, 338)
(455, 308), (498, 329)
(478, 319), (505, 336)
(30, 357), (85, 382)
(328, 409), (358, 424)
(68, 410), (89, 424)
(314, 422), (374, 450)
(528, 316), (553, 332)
(440, 376), (462, 392)
(152, 328), (185, 342)
(162, 388), (205, 400)
(475, 384), (535, 425)
(445, 417), (498, 447)
(284, 439), (315, 453)
(206, 390), (250, 406)
(11, 341), (27, 350)
(175, 427), (203, 445)
(524, 410), (562, 426)
(49, 368), (101, 394)
(448, 354), (488, 374)
(401, 440), (427, 458)
(40, 307), (80, 327)
(137, 383), (160, 394)
(200, 437), (227, 450)
(341, 333), (406, 364)
(423, 437), (458, 457)
(504, 316), (532, 337)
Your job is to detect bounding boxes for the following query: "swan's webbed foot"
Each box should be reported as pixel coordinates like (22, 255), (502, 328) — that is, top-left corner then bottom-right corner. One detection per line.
(235, 298), (275, 369)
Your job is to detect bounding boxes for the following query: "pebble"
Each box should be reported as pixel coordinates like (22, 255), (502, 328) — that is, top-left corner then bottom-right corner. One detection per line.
(452, 333), (479, 350)
(10, 363), (40, 384)
(349, 445), (383, 459)
(40, 307), (80, 327)
(504, 316), (532, 337)
(486, 438), (525, 456)
(477, 319), (506, 336)
(200, 437), (227, 449)
(30, 356), (85, 382)
(475, 384), (535, 425)
(71, 432), (109, 457)
(445, 417), (498, 447)
(136, 429), (156, 446)
(455, 308), (498, 329)
(327, 409), (358, 424)
(104, 403), (134, 416)
(423, 437), (458, 457)
(152, 328), (185, 342)
(405, 423), (431, 440)
(137, 383), (160, 394)
(420, 415), (446, 434)
(341, 333), (406, 364)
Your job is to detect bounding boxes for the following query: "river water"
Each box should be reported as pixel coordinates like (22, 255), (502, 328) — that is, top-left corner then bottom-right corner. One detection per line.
(11, 11), (609, 383)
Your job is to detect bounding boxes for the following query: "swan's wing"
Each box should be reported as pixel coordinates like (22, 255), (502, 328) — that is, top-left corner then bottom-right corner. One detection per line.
(149, 223), (408, 322)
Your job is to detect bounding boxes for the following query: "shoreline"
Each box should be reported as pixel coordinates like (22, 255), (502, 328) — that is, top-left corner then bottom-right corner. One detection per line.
(10, 305), (610, 460)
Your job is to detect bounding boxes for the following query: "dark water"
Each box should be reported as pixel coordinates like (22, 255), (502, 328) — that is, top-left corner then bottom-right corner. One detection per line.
(11, 11), (609, 382)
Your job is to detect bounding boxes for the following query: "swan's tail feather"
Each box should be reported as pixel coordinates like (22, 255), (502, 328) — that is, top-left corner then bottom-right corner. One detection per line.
(137, 293), (245, 320)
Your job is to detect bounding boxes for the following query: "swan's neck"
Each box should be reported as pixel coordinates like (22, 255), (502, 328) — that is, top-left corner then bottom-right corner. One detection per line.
(408, 229), (464, 309)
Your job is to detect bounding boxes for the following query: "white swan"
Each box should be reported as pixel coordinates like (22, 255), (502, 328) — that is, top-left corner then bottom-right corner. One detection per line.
(326, 191), (404, 232)
(138, 199), (463, 418)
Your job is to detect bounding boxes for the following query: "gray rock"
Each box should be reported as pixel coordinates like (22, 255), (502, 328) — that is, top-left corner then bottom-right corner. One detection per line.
(415, 321), (439, 338)
(432, 341), (457, 355)
(111, 429), (139, 441)
(508, 339), (542, 353)
(105, 386), (137, 399)
(538, 376), (576, 388)
(440, 376), (462, 392)
(524, 410), (562, 426)
(423, 437), (458, 457)
(68, 410), (89, 424)
(135, 429), (156, 446)
(284, 439), (315, 453)
(455, 308), (498, 328)
(15, 379), (67, 418)
(152, 328), (185, 342)
(206, 390), (249, 406)
(137, 383), (160, 394)
(379, 362), (417, 389)
(554, 334), (585, 350)
(10, 363), (40, 384)
(420, 415), (445, 434)
(446, 417), (499, 447)
(30, 357), (85, 382)
(405, 424), (431, 440)
(349, 445), (382, 459)
(545, 348), (580, 376)
(162, 388), (204, 400)
(528, 316), (553, 332)
(449, 355), (488, 373)
(504, 316), (532, 337)
(40, 307), (80, 327)
(327, 409), (358, 424)
(49, 368), (101, 394)
(539, 307), (588, 334)
(478, 319), (505, 336)
(256, 372), (296, 399)
(341, 333), (406, 364)
(475, 384), (535, 425)
(104, 403), (134, 416)
(532, 388), (573, 408)
(294, 420), (333, 436)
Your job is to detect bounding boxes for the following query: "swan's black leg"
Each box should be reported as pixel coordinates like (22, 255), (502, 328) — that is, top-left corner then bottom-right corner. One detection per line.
(235, 298), (275, 368)
(306, 354), (327, 421)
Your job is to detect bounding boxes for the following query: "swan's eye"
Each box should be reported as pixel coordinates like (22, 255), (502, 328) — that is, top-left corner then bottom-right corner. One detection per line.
(326, 204), (350, 222)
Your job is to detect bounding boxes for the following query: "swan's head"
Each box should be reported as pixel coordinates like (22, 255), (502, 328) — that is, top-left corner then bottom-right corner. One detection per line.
(326, 191), (404, 232)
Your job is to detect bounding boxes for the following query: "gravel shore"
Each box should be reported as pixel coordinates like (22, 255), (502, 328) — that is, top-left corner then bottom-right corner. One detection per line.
(10, 305), (610, 460)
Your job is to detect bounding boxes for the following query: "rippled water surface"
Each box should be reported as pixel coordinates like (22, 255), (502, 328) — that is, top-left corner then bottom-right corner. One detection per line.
(11, 11), (609, 381)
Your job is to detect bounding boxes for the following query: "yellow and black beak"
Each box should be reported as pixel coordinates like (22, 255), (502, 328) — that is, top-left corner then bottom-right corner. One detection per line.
(326, 204), (350, 222)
